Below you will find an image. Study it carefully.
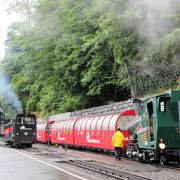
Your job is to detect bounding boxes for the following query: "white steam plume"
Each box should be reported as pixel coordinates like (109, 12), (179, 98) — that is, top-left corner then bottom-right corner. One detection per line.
(137, 0), (179, 41)
(0, 73), (22, 112)
(129, 0), (180, 74)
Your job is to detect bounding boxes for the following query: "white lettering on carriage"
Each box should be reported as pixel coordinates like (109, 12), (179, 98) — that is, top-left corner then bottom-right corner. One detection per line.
(58, 133), (65, 141)
(37, 133), (41, 138)
(86, 132), (100, 143)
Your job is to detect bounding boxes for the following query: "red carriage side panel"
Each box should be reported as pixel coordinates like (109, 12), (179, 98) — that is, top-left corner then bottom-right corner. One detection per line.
(80, 117), (89, 147)
(74, 109), (136, 151)
(64, 120), (72, 145)
(95, 115), (106, 148)
(50, 118), (79, 145)
(74, 118), (83, 146)
(37, 123), (47, 143)
(51, 121), (62, 143)
(89, 116), (101, 148)
(47, 121), (55, 142)
(85, 117), (96, 147)
(37, 121), (55, 143)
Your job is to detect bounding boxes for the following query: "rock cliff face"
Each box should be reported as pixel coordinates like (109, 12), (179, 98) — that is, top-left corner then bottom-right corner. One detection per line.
(70, 100), (134, 118)
(46, 100), (134, 121)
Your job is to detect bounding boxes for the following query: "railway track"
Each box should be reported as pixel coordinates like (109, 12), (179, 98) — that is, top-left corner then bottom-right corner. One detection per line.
(26, 147), (151, 180)
(62, 160), (151, 180)
(28, 150), (149, 180)
(29, 144), (180, 171)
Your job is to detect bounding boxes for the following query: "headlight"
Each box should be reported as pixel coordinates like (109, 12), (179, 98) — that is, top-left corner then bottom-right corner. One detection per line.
(159, 143), (166, 149)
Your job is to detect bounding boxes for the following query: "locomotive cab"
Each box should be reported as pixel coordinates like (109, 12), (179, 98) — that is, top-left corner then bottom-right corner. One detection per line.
(157, 91), (180, 165)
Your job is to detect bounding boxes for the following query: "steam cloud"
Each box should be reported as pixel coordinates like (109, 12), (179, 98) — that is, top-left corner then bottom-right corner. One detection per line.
(131, 0), (180, 73)
(138, 0), (178, 41)
(0, 73), (22, 113)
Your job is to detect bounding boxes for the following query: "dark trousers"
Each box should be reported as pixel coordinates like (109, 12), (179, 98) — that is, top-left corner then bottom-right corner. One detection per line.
(114, 147), (123, 160)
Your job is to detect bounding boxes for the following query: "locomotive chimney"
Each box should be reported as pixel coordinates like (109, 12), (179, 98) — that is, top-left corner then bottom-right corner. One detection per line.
(133, 99), (141, 116)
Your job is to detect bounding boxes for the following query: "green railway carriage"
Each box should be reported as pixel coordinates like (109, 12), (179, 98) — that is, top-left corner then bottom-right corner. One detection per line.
(127, 90), (180, 165)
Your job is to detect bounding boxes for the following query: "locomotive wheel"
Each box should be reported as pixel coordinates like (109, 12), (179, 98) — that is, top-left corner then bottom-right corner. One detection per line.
(139, 155), (146, 163)
(26, 144), (32, 148)
(14, 144), (20, 149)
(135, 149), (146, 162)
(159, 154), (167, 165)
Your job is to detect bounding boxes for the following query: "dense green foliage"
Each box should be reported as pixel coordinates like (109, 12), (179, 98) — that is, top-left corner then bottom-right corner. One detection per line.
(0, 0), (180, 117)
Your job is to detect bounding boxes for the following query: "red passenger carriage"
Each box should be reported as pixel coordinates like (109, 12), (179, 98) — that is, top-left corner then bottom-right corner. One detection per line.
(73, 109), (135, 150)
(48, 109), (135, 150)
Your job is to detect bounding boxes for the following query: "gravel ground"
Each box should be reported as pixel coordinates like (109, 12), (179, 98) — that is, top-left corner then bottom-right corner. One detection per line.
(1, 140), (179, 180)
(132, 168), (179, 180)
(34, 143), (180, 180)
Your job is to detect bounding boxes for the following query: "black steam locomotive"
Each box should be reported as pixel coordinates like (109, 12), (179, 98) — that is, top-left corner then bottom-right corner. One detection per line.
(4, 113), (37, 148)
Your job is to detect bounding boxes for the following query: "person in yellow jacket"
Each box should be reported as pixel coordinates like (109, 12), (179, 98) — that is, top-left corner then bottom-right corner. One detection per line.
(112, 128), (125, 160)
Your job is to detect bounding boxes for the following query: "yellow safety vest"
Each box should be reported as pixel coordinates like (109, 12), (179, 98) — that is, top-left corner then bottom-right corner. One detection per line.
(112, 131), (124, 147)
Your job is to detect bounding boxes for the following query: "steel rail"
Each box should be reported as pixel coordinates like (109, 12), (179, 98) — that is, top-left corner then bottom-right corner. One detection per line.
(63, 160), (151, 180)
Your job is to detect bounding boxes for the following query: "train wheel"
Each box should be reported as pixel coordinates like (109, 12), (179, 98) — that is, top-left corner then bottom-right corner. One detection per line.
(159, 154), (167, 165)
(14, 144), (20, 149)
(135, 149), (145, 162)
(26, 144), (32, 148)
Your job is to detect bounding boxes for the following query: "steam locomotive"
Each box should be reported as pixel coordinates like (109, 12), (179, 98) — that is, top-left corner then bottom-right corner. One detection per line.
(4, 113), (37, 148)
(126, 90), (180, 165)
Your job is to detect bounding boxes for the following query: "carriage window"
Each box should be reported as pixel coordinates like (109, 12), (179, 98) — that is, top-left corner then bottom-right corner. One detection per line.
(74, 119), (80, 131)
(64, 121), (69, 131)
(96, 116), (105, 130)
(76, 120), (82, 130)
(117, 115), (135, 130)
(81, 118), (89, 130)
(86, 117), (94, 130)
(56, 123), (59, 131)
(17, 117), (35, 124)
(160, 102), (165, 112)
(102, 116), (111, 130)
(159, 97), (169, 112)
(66, 120), (71, 131)
(17, 118), (22, 124)
(69, 120), (74, 130)
(78, 119), (84, 130)
(141, 105), (146, 114)
(109, 115), (118, 130)
(91, 117), (99, 130)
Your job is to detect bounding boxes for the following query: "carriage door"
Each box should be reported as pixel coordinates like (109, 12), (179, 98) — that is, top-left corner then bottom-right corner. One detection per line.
(147, 102), (154, 141)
